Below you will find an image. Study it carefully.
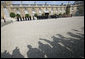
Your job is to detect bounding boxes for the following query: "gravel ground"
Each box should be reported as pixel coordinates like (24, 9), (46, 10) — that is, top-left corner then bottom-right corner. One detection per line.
(1, 16), (84, 58)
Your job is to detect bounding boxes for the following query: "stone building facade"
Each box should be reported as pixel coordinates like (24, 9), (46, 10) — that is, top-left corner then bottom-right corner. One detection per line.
(1, 1), (78, 19)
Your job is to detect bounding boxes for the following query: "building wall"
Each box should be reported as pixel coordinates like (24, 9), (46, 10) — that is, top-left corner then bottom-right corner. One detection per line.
(1, 1), (78, 19)
(70, 5), (78, 15)
(1, 5), (4, 18)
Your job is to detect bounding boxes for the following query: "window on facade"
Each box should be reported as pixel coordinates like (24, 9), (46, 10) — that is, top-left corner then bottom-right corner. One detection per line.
(56, 8), (58, 11)
(45, 7), (48, 11)
(3, 8), (9, 17)
(16, 8), (20, 14)
(44, 7), (49, 13)
(16, 8), (19, 10)
(32, 8), (35, 11)
(32, 8), (36, 16)
(1, 1), (4, 3)
(61, 8), (63, 10)
(16, 10), (20, 14)
(46, 7), (47, 10)
(64, 7), (66, 10)
(39, 8), (41, 10)
(25, 8), (27, 10)
(39, 11), (42, 16)
(56, 8), (58, 13)
(39, 8), (42, 16)
(51, 7), (53, 11)
(11, 8), (14, 9)
(60, 7), (62, 11)
(3, 6), (6, 8)
(24, 9), (28, 14)
(72, 7), (74, 10)
(51, 8), (53, 15)
(39, 8), (42, 11)
(11, 8), (14, 10)
(62, 7), (65, 11)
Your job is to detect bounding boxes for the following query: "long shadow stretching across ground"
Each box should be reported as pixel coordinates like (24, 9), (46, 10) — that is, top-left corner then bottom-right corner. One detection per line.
(1, 47), (24, 58)
(1, 27), (84, 58)
(27, 27), (84, 58)
(27, 45), (45, 58)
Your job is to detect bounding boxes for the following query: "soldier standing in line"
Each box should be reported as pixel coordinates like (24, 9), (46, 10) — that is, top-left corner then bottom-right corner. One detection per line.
(3, 17), (6, 23)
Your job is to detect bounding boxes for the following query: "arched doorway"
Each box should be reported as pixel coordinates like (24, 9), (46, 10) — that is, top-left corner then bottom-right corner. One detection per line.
(44, 8), (49, 18)
(51, 8), (54, 15)
(3, 7), (10, 18)
(39, 8), (42, 16)
(24, 10), (28, 14)
(16, 10), (21, 15)
(16, 10), (21, 21)
(24, 9), (29, 20)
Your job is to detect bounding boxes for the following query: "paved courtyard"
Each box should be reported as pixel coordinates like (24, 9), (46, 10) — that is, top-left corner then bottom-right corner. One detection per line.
(1, 16), (84, 58)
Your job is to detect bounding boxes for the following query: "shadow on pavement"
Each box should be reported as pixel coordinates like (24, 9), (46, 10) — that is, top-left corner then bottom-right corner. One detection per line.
(11, 47), (24, 58)
(39, 28), (84, 58)
(27, 45), (45, 58)
(1, 47), (24, 58)
(1, 27), (84, 58)
(27, 27), (84, 58)
(1, 50), (12, 58)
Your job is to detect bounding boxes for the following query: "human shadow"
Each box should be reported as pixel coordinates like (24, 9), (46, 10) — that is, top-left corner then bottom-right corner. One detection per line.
(67, 32), (84, 39)
(38, 41), (53, 58)
(38, 28), (84, 58)
(39, 36), (73, 58)
(27, 45), (45, 58)
(1, 47), (24, 58)
(1, 50), (12, 58)
(1, 28), (84, 58)
(11, 47), (24, 58)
